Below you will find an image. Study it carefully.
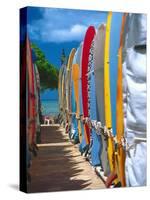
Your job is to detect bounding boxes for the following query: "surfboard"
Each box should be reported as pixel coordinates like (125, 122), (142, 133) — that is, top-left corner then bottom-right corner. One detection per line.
(66, 49), (76, 115)
(109, 12), (123, 137)
(21, 37), (28, 142)
(58, 67), (64, 124)
(70, 50), (79, 143)
(66, 49), (76, 134)
(88, 39), (102, 167)
(64, 66), (67, 126)
(60, 63), (66, 124)
(26, 36), (36, 146)
(72, 62), (81, 142)
(61, 65), (66, 127)
(21, 37), (33, 175)
(100, 12), (126, 188)
(81, 26), (95, 145)
(103, 12), (120, 185)
(78, 43), (88, 153)
(102, 12), (124, 187)
(104, 12), (114, 178)
(116, 13), (127, 187)
(32, 63), (39, 143)
(58, 67), (63, 112)
(34, 64), (41, 143)
(94, 24), (110, 176)
(72, 46), (83, 143)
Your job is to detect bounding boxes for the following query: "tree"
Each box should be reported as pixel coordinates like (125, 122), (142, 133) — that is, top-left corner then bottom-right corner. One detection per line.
(61, 48), (67, 65)
(31, 43), (59, 90)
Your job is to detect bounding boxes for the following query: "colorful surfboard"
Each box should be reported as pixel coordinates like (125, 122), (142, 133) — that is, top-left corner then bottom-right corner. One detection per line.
(109, 12), (123, 137)
(116, 13), (127, 187)
(59, 63), (67, 126)
(70, 50), (79, 143)
(66, 49), (76, 115)
(72, 63), (81, 141)
(34, 64), (41, 143)
(104, 12), (118, 184)
(26, 36), (36, 146)
(58, 67), (63, 112)
(104, 12), (126, 187)
(58, 66), (64, 125)
(66, 49), (76, 134)
(81, 26), (95, 145)
(88, 39), (102, 167)
(94, 24), (110, 176)
(78, 43), (88, 153)
(105, 12), (124, 186)
(72, 47), (83, 143)
(61, 65), (66, 126)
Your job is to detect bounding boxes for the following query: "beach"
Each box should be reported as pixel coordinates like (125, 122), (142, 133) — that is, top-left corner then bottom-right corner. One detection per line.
(41, 99), (59, 116)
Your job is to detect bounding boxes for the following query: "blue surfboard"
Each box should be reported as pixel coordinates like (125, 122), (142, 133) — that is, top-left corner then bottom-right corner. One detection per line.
(109, 12), (123, 136)
(88, 40), (102, 166)
(76, 43), (87, 153)
(70, 52), (79, 143)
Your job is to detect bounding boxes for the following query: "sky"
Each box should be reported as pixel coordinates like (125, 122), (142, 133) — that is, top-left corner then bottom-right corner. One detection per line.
(27, 7), (108, 67)
(26, 7), (109, 100)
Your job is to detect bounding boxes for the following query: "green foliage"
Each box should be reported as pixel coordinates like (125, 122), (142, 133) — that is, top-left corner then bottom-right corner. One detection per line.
(31, 43), (59, 90)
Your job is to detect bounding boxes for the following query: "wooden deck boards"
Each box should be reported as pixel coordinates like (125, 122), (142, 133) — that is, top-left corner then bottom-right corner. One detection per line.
(28, 124), (105, 193)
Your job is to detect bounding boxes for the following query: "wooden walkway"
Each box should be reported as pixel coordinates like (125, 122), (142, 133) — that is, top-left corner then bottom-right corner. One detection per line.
(28, 124), (105, 193)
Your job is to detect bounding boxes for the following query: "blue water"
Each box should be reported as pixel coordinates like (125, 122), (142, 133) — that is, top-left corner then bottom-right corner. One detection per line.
(41, 100), (59, 116)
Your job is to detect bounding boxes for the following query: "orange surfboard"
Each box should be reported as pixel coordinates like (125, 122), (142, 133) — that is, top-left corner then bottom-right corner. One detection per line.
(116, 13), (127, 187)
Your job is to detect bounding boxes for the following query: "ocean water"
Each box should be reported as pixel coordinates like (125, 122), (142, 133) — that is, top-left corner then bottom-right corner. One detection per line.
(41, 100), (59, 116)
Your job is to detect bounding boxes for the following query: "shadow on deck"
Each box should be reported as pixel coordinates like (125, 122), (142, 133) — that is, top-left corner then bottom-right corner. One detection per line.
(28, 124), (105, 193)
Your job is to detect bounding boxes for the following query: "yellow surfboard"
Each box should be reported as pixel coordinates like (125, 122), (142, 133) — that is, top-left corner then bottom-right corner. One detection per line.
(72, 63), (82, 142)
(116, 13), (127, 187)
(58, 68), (63, 111)
(66, 49), (76, 127)
(61, 66), (66, 125)
(66, 48), (76, 113)
(104, 11), (115, 175)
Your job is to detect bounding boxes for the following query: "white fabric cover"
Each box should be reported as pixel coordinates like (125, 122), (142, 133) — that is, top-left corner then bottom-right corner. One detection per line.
(126, 14), (147, 48)
(123, 14), (147, 186)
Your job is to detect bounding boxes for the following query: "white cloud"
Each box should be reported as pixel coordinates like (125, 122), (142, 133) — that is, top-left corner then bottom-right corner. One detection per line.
(42, 24), (87, 42)
(27, 8), (106, 43)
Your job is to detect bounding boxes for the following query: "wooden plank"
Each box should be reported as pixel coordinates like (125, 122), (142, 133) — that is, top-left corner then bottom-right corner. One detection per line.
(28, 125), (105, 193)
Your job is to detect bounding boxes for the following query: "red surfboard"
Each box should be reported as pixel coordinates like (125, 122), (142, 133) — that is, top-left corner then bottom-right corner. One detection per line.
(26, 36), (36, 146)
(81, 26), (96, 145)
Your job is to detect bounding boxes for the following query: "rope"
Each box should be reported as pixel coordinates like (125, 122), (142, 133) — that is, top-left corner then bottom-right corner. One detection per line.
(79, 118), (147, 151)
